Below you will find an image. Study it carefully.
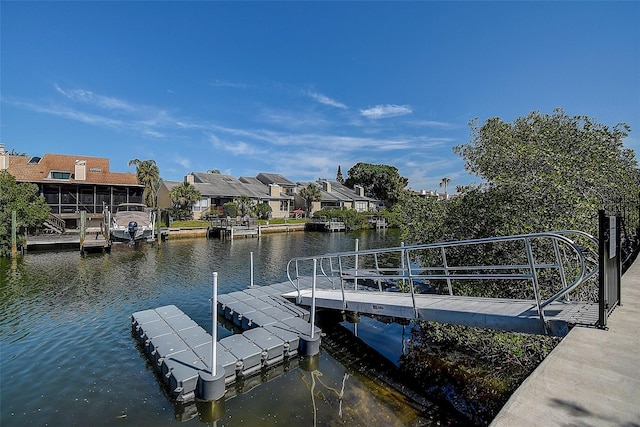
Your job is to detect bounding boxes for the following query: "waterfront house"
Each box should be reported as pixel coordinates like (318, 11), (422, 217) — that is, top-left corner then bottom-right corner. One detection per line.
(294, 180), (379, 216)
(0, 146), (142, 231)
(245, 172), (297, 218)
(158, 172), (295, 220)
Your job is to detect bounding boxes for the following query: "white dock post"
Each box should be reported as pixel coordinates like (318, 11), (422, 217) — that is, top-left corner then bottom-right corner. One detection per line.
(310, 259), (317, 339)
(250, 252), (254, 287)
(212, 272), (218, 376)
(196, 272), (225, 401)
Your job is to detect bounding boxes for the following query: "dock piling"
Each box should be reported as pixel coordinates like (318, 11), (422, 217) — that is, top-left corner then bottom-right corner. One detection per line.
(196, 272), (225, 402)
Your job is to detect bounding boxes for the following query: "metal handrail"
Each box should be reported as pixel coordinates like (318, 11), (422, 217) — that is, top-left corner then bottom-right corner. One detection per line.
(286, 231), (599, 333)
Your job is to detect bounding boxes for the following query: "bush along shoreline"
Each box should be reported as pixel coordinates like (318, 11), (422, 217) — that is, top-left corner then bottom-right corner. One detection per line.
(399, 321), (561, 425)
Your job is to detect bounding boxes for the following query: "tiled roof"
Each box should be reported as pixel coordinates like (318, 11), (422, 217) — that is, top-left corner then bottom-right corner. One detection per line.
(4, 153), (140, 186)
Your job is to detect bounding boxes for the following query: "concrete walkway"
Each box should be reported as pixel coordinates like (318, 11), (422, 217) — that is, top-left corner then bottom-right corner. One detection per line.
(491, 258), (640, 427)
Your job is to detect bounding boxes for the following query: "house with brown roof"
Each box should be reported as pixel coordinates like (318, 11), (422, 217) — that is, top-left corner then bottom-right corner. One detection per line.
(0, 145), (143, 229)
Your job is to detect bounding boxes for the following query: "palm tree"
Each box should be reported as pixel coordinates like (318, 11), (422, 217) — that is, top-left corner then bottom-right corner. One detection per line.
(299, 183), (321, 218)
(236, 194), (255, 217)
(439, 177), (451, 199)
(169, 181), (202, 220)
(128, 159), (160, 207)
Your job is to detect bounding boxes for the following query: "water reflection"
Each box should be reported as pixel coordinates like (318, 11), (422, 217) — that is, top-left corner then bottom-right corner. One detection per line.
(1, 230), (460, 426)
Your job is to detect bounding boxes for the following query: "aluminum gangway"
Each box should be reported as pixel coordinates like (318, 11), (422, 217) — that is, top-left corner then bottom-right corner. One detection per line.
(284, 231), (600, 336)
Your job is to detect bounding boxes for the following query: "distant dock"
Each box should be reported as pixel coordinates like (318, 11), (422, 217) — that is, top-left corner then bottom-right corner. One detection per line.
(305, 216), (346, 232)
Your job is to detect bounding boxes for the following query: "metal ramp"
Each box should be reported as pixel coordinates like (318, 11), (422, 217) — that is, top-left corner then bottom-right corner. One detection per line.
(285, 231), (600, 336)
(285, 288), (598, 336)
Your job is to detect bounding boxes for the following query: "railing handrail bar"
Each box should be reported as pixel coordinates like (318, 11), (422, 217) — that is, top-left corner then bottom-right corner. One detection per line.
(287, 231), (595, 263)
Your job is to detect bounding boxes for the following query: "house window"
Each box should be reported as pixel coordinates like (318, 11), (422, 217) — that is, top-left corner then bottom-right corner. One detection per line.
(355, 202), (367, 212)
(50, 171), (71, 180)
(280, 200), (289, 212)
(194, 198), (210, 212)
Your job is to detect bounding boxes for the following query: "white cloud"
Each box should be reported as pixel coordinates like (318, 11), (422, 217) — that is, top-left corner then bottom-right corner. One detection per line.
(408, 120), (457, 129)
(54, 84), (136, 112)
(306, 91), (347, 109)
(142, 130), (165, 138)
(208, 134), (264, 156)
(360, 104), (412, 119)
(176, 156), (191, 168)
(211, 79), (247, 89)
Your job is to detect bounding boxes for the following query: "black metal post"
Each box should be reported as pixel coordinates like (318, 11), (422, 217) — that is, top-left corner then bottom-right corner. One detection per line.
(598, 210), (607, 328)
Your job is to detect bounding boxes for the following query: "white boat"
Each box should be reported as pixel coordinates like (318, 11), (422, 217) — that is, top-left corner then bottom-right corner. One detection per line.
(109, 203), (156, 244)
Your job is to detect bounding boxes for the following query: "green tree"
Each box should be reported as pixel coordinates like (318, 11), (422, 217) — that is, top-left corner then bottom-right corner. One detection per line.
(207, 169), (221, 174)
(255, 202), (272, 220)
(169, 181), (202, 220)
(398, 109), (639, 245)
(299, 183), (321, 217)
(222, 202), (237, 218)
(0, 171), (50, 257)
(336, 165), (344, 184)
(344, 162), (409, 207)
(128, 159), (160, 207)
(453, 108), (639, 236)
(236, 195), (255, 217)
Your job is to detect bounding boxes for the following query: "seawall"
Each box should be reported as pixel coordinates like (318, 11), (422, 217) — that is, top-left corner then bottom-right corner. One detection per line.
(490, 256), (640, 426)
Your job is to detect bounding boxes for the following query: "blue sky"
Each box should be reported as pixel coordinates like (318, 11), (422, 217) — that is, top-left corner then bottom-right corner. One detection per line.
(2, 1), (638, 191)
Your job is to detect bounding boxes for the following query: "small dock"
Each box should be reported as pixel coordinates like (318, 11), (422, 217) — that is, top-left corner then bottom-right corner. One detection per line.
(366, 215), (388, 229)
(305, 216), (346, 232)
(26, 228), (111, 253)
(132, 282), (320, 403)
(207, 218), (260, 239)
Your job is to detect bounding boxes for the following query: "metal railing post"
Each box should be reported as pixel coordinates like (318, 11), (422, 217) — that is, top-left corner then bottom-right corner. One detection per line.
(598, 210), (606, 328)
(441, 247), (453, 295)
(552, 239), (568, 298)
(338, 256), (347, 310)
(525, 237), (547, 332)
(354, 239), (359, 290)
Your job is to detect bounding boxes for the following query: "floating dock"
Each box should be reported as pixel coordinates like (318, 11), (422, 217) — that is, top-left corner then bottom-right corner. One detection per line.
(132, 282), (321, 403)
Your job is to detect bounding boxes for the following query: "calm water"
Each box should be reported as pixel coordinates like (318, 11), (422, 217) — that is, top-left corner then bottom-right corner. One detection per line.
(1, 230), (456, 426)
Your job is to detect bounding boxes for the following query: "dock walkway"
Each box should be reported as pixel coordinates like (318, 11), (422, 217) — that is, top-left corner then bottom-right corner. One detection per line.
(132, 282), (320, 403)
(490, 257), (640, 427)
(286, 287), (599, 336)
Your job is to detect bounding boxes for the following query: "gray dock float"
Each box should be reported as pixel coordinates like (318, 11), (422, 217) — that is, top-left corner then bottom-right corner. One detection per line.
(132, 284), (320, 403)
